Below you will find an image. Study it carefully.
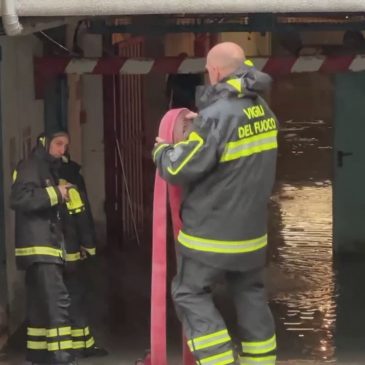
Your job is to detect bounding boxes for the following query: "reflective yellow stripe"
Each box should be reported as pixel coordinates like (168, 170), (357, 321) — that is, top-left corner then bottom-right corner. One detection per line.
(39, 136), (46, 147)
(66, 188), (84, 211)
(27, 327), (71, 338)
(244, 59), (254, 67)
(240, 355), (276, 365)
(46, 186), (59, 206)
(242, 335), (276, 355)
(68, 207), (85, 215)
(66, 252), (81, 262)
(167, 131), (204, 176)
(27, 340), (47, 350)
(226, 78), (242, 93)
(28, 328), (46, 337)
(226, 130), (277, 150)
(153, 143), (169, 162)
(86, 337), (95, 348)
(200, 350), (235, 365)
(72, 327), (90, 337)
(16, 247), (62, 257)
(48, 340), (73, 351)
(27, 340), (73, 351)
(220, 131), (278, 163)
(85, 247), (96, 256)
(188, 329), (231, 352)
(178, 231), (267, 254)
(47, 327), (71, 338)
(72, 337), (95, 349)
(12, 170), (18, 183)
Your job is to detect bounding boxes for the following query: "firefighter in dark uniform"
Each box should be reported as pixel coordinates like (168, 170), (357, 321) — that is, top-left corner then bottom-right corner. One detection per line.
(153, 42), (278, 365)
(11, 132), (76, 365)
(58, 154), (108, 358)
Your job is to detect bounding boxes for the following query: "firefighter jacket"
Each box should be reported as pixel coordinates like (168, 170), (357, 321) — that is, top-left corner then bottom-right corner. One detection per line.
(58, 158), (96, 265)
(11, 144), (65, 270)
(153, 62), (278, 271)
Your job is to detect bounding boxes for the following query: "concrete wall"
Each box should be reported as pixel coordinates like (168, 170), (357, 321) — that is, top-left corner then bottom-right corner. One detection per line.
(80, 34), (107, 247)
(219, 32), (272, 56)
(165, 33), (195, 56)
(301, 31), (365, 45)
(0, 35), (44, 332)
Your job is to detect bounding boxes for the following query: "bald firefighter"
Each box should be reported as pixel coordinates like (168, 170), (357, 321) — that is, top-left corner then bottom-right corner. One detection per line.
(153, 42), (278, 365)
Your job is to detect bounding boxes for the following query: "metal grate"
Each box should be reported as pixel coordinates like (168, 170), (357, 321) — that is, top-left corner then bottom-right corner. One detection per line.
(117, 37), (145, 245)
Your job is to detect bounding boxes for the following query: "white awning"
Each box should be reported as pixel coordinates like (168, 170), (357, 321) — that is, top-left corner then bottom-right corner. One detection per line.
(5, 0), (365, 16)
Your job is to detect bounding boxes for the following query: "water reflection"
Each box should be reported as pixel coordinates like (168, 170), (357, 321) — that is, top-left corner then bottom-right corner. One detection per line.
(270, 182), (336, 361)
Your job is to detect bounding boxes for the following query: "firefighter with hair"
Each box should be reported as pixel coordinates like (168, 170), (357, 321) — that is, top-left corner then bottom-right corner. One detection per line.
(11, 131), (76, 365)
(59, 152), (108, 358)
(153, 42), (278, 365)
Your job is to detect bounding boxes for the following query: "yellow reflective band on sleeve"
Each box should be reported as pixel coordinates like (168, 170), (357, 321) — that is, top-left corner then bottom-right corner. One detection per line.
(12, 170), (18, 183)
(66, 252), (81, 262)
(66, 248), (96, 262)
(66, 188), (84, 212)
(68, 207), (86, 215)
(16, 247), (63, 258)
(85, 247), (96, 256)
(242, 335), (276, 355)
(226, 78), (242, 93)
(188, 329), (231, 352)
(244, 59), (254, 67)
(72, 327), (90, 337)
(240, 355), (276, 365)
(178, 231), (267, 254)
(46, 186), (59, 206)
(153, 143), (169, 162)
(200, 350), (235, 365)
(220, 130), (278, 163)
(72, 337), (95, 350)
(167, 131), (204, 176)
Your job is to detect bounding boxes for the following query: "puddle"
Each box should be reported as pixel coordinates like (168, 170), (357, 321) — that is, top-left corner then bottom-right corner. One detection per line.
(270, 182), (336, 361)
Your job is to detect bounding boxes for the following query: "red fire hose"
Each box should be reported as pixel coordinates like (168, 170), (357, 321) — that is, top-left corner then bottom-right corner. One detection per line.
(137, 109), (195, 365)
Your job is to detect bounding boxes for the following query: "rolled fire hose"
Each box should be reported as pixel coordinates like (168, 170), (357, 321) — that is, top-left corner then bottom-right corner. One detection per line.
(150, 108), (195, 365)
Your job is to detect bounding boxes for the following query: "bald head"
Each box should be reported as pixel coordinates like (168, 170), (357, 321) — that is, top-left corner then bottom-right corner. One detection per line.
(206, 42), (245, 85)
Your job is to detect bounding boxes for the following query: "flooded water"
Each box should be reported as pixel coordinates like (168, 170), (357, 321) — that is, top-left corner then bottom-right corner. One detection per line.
(267, 106), (365, 362)
(268, 109), (336, 361)
(270, 182), (336, 362)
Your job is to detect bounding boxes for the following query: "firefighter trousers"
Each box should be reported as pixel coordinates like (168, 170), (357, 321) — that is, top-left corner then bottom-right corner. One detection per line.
(172, 255), (276, 365)
(25, 263), (74, 364)
(64, 263), (96, 353)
